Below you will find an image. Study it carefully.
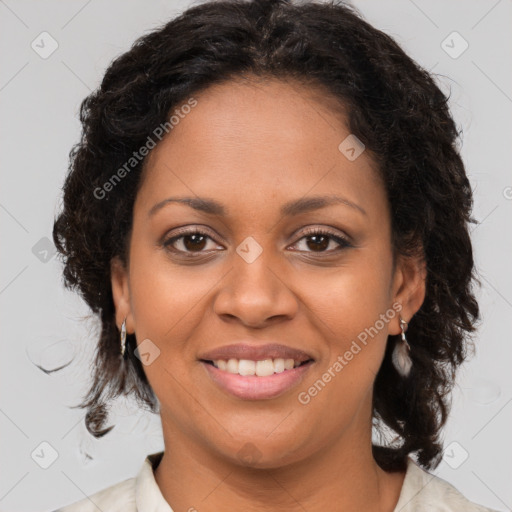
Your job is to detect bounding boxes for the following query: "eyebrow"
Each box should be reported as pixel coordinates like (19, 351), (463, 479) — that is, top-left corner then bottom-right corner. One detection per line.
(148, 194), (367, 218)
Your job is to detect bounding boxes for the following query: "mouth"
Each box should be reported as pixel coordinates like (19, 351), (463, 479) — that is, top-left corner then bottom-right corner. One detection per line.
(198, 341), (315, 400)
(197, 343), (315, 400)
(200, 357), (314, 376)
(200, 358), (314, 400)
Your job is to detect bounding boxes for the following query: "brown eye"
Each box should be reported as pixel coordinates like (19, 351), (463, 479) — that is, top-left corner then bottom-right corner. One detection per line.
(163, 229), (221, 255)
(291, 228), (351, 254)
(180, 233), (208, 252)
(304, 234), (330, 252)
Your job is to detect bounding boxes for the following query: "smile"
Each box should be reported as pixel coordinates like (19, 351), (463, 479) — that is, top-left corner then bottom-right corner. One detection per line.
(204, 357), (310, 376)
(201, 358), (314, 400)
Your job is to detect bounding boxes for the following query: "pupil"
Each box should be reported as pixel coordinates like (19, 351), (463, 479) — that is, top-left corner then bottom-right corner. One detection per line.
(184, 234), (206, 251)
(307, 235), (328, 251)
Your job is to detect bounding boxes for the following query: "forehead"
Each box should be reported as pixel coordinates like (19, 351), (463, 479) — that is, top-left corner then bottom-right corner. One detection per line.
(136, 77), (386, 222)
(159, 76), (353, 160)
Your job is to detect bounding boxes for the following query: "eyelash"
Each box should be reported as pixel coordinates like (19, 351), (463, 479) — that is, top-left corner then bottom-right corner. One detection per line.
(162, 226), (352, 257)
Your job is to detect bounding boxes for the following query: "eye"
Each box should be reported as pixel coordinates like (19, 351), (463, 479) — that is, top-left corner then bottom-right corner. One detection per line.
(162, 226), (352, 257)
(163, 228), (223, 256)
(289, 227), (352, 254)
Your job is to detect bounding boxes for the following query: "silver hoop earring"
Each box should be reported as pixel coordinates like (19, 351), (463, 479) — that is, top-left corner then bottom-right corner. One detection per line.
(120, 318), (127, 358)
(392, 316), (412, 377)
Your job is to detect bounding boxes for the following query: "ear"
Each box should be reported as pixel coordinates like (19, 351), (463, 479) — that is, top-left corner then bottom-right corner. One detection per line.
(111, 256), (135, 334)
(389, 251), (427, 336)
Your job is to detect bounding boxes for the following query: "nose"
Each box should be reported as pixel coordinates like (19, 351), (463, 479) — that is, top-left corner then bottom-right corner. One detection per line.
(213, 247), (299, 328)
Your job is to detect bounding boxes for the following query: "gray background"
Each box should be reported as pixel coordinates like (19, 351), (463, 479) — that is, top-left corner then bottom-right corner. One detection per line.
(1, 0), (511, 511)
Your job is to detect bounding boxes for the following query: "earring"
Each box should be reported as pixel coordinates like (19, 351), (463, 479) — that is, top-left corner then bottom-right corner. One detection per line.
(120, 318), (127, 358)
(392, 316), (412, 377)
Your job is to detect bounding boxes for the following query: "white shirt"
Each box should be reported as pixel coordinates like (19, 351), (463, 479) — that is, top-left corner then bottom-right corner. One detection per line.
(53, 451), (498, 511)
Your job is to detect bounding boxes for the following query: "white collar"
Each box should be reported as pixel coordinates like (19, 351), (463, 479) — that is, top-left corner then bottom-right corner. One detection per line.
(135, 452), (173, 512)
(133, 451), (491, 512)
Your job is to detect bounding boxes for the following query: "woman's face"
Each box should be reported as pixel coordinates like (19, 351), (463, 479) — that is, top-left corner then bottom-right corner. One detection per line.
(112, 77), (425, 468)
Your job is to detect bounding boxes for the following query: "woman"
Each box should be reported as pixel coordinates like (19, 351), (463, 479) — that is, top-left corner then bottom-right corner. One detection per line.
(51, 0), (497, 510)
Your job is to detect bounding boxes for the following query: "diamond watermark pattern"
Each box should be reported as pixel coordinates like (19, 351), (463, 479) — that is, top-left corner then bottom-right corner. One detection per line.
(237, 442), (263, 464)
(31, 441), (59, 469)
(441, 31), (469, 59)
(32, 236), (57, 263)
(31, 32), (59, 59)
(134, 338), (161, 366)
(442, 441), (469, 469)
(338, 134), (365, 161)
(236, 236), (263, 264)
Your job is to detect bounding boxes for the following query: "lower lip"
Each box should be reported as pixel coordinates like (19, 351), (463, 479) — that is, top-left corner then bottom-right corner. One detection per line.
(201, 361), (314, 400)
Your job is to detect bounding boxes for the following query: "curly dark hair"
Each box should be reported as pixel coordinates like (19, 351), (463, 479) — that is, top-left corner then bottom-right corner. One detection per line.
(52, 0), (480, 473)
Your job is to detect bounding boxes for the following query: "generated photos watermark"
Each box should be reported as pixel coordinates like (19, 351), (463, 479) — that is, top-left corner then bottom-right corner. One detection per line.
(93, 97), (198, 200)
(297, 301), (402, 405)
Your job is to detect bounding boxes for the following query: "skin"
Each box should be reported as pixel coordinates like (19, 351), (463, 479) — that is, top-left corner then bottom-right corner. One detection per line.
(111, 76), (426, 512)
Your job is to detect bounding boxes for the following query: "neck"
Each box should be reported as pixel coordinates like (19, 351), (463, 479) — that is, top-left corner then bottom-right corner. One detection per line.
(153, 415), (405, 512)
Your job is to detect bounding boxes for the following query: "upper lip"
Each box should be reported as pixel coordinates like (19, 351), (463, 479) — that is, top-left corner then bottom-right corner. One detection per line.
(199, 343), (314, 363)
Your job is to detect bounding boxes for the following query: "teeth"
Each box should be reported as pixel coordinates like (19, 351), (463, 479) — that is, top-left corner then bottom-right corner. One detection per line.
(226, 358), (239, 374)
(274, 358), (285, 373)
(211, 358), (307, 376)
(238, 359), (256, 376)
(256, 359), (274, 377)
(284, 358), (295, 370)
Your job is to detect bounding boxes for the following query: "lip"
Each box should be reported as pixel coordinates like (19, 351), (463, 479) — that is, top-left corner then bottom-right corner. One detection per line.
(201, 360), (314, 400)
(198, 343), (314, 363)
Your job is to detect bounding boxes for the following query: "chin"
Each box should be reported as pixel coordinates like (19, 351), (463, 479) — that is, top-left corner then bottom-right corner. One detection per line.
(215, 436), (308, 470)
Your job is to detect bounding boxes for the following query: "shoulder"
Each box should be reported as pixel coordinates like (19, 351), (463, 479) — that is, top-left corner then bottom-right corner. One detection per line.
(52, 476), (136, 512)
(51, 451), (166, 512)
(394, 457), (499, 512)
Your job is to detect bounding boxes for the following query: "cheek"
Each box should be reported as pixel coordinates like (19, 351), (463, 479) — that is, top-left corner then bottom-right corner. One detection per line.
(128, 244), (215, 344)
(126, 247), (211, 414)
(299, 249), (393, 340)
(295, 249), (394, 400)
